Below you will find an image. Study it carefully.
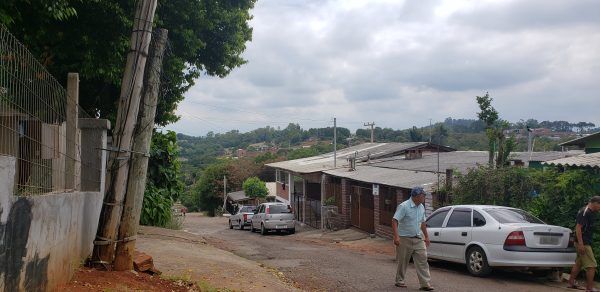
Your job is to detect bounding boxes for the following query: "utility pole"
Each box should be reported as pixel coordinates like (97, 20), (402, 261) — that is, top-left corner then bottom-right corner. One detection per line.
(92, 0), (157, 267)
(223, 176), (227, 210)
(333, 118), (337, 168)
(364, 122), (375, 143)
(114, 28), (168, 271)
(429, 119), (432, 143)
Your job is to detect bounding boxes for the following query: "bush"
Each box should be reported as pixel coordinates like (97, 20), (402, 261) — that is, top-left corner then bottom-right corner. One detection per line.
(243, 177), (268, 199)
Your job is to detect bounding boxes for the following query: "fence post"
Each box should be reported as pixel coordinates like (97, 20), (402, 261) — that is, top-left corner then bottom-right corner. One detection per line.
(65, 73), (79, 190)
(79, 119), (110, 193)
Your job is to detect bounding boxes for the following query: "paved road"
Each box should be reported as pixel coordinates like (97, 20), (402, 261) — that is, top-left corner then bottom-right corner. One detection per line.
(183, 213), (571, 292)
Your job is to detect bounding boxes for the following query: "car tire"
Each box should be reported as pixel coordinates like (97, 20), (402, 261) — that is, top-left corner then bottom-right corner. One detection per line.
(229, 220), (233, 229)
(250, 222), (255, 232)
(289, 228), (295, 235)
(239, 220), (244, 230)
(260, 223), (267, 236)
(466, 246), (492, 277)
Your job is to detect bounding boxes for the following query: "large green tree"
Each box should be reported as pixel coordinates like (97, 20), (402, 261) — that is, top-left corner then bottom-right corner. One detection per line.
(1, 0), (255, 126)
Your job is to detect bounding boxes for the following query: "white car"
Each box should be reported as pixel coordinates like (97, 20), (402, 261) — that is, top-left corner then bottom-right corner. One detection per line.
(250, 203), (296, 235)
(425, 205), (576, 276)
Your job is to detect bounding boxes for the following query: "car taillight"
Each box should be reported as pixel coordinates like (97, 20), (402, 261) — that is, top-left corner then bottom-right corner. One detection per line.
(243, 214), (248, 221)
(504, 231), (526, 246)
(266, 207), (270, 215)
(569, 234), (575, 247)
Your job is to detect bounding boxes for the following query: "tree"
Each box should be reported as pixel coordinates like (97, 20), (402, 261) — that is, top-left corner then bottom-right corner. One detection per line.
(409, 126), (423, 142)
(243, 177), (268, 200)
(476, 92), (499, 166)
(1, 0), (256, 126)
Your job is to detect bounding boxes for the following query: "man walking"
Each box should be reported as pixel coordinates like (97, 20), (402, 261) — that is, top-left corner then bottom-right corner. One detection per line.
(392, 186), (434, 291)
(568, 196), (600, 292)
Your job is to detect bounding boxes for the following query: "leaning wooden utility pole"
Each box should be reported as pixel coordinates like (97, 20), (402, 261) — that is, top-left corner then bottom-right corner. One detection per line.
(114, 28), (168, 271)
(92, 0), (157, 267)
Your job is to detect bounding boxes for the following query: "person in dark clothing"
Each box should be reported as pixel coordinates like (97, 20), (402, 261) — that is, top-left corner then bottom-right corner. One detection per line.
(568, 196), (600, 292)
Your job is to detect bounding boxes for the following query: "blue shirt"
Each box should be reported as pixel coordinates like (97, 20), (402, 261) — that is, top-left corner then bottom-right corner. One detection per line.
(393, 198), (426, 237)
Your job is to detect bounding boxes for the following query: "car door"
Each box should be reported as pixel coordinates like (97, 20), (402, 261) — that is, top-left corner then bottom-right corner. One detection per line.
(439, 207), (473, 262)
(426, 208), (451, 258)
(253, 204), (264, 229)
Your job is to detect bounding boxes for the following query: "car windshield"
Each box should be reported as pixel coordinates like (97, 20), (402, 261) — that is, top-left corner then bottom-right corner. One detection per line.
(269, 205), (292, 214)
(240, 206), (255, 213)
(484, 208), (544, 224)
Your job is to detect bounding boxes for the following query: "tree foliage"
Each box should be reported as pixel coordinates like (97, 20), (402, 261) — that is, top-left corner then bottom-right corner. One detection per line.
(243, 177), (268, 199)
(1, 0), (256, 126)
(141, 130), (184, 226)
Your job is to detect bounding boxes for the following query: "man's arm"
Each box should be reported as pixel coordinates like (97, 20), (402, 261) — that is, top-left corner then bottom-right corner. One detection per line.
(575, 223), (585, 254)
(392, 218), (400, 246)
(421, 222), (430, 248)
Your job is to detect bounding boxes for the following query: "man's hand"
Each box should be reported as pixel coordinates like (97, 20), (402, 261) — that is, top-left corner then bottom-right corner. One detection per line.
(394, 236), (400, 246)
(577, 244), (586, 255)
(424, 237), (430, 248)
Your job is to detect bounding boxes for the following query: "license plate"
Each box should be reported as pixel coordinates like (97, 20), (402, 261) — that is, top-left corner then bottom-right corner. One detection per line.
(540, 236), (559, 245)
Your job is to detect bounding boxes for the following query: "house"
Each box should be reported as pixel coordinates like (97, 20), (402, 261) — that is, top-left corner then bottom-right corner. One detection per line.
(560, 131), (600, 154)
(225, 182), (283, 213)
(266, 142), (455, 228)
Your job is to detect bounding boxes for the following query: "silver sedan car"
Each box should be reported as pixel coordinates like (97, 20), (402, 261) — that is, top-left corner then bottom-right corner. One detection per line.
(425, 205), (576, 276)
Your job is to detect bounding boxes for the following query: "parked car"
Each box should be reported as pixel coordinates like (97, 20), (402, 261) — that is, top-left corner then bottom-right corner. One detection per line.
(250, 203), (295, 235)
(229, 205), (256, 230)
(425, 205), (576, 276)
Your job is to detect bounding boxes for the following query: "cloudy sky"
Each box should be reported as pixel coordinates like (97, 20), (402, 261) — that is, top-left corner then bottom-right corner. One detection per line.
(166, 0), (600, 136)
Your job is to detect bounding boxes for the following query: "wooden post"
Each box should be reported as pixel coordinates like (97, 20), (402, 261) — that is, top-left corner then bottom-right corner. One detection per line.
(65, 73), (78, 190)
(114, 28), (168, 271)
(92, 0), (157, 267)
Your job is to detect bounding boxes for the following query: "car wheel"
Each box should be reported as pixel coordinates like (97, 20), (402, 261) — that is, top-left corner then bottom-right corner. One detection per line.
(229, 220), (233, 229)
(260, 223), (267, 236)
(249, 222), (255, 232)
(466, 246), (492, 277)
(239, 220), (244, 230)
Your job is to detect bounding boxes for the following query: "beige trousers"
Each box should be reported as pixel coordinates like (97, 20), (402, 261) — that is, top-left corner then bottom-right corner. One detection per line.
(396, 236), (431, 287)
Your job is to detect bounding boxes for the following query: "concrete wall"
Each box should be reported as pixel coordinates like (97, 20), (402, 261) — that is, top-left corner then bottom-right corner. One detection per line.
(0, 156), (104, 291)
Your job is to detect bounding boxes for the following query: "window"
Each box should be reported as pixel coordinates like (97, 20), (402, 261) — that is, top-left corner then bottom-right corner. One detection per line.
(241, 206), (255, 213)
(257, 205), (265, 214)
(426, 210), (449, 228)
(473, 210), (486, 227)
(446, 209), (472, 227)
(269, 204), (292, 214)
(484, 208), (544, 224)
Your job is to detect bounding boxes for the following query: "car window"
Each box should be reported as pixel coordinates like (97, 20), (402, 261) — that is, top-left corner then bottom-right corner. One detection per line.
(269, 205), (292, 214)
(484, 208), (544, 224)
(241, 206), (254, 213)
(446, 209), (472, 227)
(256, 205), (263, 214)
(473, 210), (486, 227)
(426, 210), (449, 228)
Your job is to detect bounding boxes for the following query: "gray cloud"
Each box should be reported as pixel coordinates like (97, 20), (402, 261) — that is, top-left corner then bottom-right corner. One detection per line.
(166, 0), (600, 136)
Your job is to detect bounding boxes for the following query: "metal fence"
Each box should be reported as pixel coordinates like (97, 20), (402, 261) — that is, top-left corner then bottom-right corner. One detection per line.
(0, 25), (92, 195)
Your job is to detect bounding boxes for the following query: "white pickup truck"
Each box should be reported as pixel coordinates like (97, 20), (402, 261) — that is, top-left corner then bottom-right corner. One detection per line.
(229, 205), (256, 230)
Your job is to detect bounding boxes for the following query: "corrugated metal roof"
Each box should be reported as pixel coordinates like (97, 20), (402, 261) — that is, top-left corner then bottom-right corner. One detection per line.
(560, 132), (600, 147)
(324, 167), (442, 192)
(366, 151), (580, 173)
(266, 142), (434, 174)
(227, 190), (247, 202)
(542, 152), (600, 169)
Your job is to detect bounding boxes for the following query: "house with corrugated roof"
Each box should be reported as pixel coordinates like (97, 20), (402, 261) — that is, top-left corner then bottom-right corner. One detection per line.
(560, 131), (600, 154)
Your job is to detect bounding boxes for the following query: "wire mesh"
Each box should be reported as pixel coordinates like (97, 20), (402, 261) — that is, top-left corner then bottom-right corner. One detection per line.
(0, 25), (97, 195)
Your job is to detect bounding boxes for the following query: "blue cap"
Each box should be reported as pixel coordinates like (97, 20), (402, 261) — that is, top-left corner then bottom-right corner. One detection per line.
(410, 186), (427, 197)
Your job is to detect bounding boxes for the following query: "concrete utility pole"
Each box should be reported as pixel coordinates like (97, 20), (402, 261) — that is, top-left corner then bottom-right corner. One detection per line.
(429, 119), (433, 143)
(223, 176), (227, 210)
(333, 118), (337, 167)
(114, 28), (168, 271)
(93, 0), (157, 267)
(364, 122), (375, 143)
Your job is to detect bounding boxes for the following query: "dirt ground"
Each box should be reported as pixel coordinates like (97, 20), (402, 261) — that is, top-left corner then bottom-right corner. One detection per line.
(58, 268), (198, 291)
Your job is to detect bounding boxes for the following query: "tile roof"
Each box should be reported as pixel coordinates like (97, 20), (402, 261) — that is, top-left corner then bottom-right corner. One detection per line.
(542, 152), (600, 169)
(324, 166), (442, 192)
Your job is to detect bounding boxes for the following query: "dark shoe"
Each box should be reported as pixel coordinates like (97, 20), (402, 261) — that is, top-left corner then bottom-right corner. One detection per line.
(419, 286), (435, 291)
(395, 283), (407, 288)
